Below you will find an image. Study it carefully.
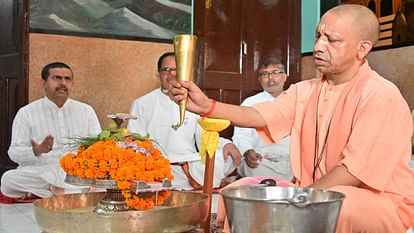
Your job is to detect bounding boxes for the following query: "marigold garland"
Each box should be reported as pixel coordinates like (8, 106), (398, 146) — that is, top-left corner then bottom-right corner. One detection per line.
(60, 137), (174, 210)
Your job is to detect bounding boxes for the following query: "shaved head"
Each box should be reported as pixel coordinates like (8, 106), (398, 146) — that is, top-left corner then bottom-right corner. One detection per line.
(325, 4), (380, 47)
(314, 4), (380, 82)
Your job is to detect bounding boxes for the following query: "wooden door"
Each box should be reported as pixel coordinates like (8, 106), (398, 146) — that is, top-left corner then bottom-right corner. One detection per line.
(0, 0), (30, 178)
(193, 0), (241, 103)
(193, 0), (301, 138)
(242, 0), (301, 96)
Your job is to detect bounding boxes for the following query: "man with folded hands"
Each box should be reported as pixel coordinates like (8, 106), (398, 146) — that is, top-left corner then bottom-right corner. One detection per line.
(1, 62), (101, 200)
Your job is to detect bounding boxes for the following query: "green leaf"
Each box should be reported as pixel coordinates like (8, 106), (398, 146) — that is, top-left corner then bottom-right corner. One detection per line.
(98, 130), (111, 140)
(128, 132), (150, 140)
(114, 133), (126, 141)
(108, 122), (117, 129)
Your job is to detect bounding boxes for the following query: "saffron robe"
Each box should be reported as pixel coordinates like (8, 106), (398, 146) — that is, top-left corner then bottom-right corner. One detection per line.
(252, 61), (414, 231)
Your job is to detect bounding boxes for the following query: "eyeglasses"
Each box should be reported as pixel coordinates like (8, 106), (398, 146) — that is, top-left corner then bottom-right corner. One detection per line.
(159, 67), (176, 75)
(259, 70), (284, 78)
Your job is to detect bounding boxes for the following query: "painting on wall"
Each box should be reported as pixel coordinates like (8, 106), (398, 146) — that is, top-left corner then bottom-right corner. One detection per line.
(321, 0), (414, 48)
(29, 0), (192, 42)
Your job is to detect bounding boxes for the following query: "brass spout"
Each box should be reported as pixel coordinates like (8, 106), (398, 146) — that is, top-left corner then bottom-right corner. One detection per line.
(172, 100), (187, 130)
(172, 34), (197, 130)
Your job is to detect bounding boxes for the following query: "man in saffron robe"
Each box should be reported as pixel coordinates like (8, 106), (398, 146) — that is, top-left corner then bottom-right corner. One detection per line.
(170, 4), (414, 233)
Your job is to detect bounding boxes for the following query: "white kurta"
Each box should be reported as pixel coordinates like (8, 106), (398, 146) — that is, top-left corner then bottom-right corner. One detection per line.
(1, 97), (101, 198)
(128, 88), (235, 190)
(232, 91), (293, 181)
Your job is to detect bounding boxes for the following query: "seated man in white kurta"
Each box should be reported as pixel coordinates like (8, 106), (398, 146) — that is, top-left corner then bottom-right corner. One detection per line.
(1, 62), (101, 200)
(233, 58), (292, 181)
(128, 52), (241, 190)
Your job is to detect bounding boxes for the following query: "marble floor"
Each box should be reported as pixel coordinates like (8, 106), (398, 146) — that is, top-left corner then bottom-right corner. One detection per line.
(0, 194), (220, 233)
(0, 202), (41, 233)
(0, 194), (413, 233)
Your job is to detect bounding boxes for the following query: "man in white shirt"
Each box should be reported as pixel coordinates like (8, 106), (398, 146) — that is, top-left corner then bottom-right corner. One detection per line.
(1, 62), (101, 200)
(233, 58), (292, 181)
(128, 52), (241, 190)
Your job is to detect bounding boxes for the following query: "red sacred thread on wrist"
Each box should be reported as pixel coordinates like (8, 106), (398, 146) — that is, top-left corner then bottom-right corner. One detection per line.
(200, 99), (216, 118)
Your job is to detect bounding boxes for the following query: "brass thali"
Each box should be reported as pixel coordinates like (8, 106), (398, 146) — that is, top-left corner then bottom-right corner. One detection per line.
(34, 191), (209, 233)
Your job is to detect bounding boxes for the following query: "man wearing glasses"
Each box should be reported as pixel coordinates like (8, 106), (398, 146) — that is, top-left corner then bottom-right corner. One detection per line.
(233, 58), (292, 181)
(127, 52), (241, 190)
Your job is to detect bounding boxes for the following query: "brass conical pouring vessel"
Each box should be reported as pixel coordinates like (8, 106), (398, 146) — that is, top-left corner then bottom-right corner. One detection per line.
(172, 34), (197, 130)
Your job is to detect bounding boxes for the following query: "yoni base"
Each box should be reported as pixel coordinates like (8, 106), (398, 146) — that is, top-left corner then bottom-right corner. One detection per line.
(94, 189), (130, 214)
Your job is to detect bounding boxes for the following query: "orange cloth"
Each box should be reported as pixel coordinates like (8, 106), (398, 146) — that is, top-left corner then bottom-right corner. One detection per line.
(412, 109), (414, 146)
(252, 61), (414, 232)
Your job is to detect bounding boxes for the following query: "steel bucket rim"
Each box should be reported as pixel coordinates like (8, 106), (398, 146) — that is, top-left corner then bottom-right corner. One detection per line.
(219, 185), (345, 205)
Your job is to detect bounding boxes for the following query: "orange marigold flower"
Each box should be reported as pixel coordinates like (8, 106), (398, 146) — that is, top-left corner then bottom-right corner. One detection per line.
(118, 180), (131, 190)
(60, 138), (173, 210)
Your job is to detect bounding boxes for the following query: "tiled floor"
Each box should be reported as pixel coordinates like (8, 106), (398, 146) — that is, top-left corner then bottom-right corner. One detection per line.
(0, 194), (413, 233)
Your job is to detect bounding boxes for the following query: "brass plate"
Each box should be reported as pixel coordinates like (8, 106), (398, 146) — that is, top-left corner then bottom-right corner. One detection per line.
(34, 191), (209, 233)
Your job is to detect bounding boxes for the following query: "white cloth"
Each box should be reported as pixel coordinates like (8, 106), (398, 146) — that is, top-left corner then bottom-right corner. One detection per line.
(128, 88), (236, 190)
(233, 91), (293, 181)
(1, 97), (101, 198)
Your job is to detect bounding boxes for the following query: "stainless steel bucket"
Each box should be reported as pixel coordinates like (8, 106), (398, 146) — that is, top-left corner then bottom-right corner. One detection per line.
(220, 185), (345, 233)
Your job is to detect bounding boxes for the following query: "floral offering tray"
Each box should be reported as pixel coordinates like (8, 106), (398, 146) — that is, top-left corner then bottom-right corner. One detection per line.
(65, 174), (174, 193)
